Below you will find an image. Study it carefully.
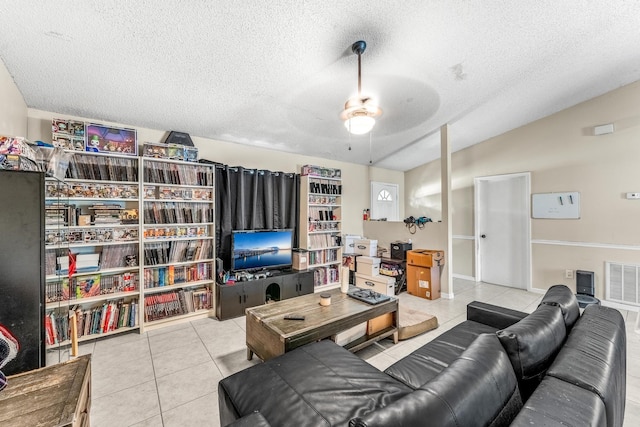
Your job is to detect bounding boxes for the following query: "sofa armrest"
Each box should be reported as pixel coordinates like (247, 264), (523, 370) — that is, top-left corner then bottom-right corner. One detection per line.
(467, 301), (528, 329)
(224, 411), (271, 427)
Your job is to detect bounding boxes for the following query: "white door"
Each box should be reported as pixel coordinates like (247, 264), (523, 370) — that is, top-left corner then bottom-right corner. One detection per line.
(370, 182), (399, 221)
(474, 173), (531, 289)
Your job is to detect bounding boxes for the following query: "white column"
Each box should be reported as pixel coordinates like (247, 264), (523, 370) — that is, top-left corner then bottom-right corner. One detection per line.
(440, 124), (453, 298)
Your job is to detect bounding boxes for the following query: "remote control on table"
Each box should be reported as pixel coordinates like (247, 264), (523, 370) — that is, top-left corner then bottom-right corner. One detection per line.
(284, 314), (305, 320)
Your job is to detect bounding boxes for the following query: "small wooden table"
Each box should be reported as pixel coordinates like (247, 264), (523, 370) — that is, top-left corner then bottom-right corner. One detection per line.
(246, 288), (399, 361)
(0, 355), (92, 427)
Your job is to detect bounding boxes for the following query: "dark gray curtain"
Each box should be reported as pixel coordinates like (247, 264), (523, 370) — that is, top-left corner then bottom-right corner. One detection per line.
(215, 164), (299, 270)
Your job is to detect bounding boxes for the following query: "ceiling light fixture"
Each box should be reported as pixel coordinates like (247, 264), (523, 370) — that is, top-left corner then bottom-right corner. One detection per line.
(341, 40), (382, 135)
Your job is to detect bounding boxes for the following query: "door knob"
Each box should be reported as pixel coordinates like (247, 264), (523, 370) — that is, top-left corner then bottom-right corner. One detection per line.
(480, 234), (487, 238)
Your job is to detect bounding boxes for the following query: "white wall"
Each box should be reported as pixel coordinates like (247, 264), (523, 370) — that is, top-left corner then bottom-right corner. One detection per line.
(26, 109), (404, 238)
(0, 59), (27, 136)
(404, 80), (640, 300)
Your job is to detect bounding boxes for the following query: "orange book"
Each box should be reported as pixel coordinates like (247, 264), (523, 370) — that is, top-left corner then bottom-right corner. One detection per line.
(168, 265), (175, 286)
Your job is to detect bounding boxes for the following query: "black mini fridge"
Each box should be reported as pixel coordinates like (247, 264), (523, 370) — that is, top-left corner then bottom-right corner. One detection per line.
(0, 170), (45, 375)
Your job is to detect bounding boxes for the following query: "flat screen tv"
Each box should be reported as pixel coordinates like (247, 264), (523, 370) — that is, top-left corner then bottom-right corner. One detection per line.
(231, 229), (293, 272)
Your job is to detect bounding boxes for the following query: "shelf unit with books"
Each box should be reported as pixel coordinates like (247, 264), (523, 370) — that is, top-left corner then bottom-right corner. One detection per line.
(44, 151), (142, 349)
(299, 168), (342, 292)
(140, 157), (215, 331)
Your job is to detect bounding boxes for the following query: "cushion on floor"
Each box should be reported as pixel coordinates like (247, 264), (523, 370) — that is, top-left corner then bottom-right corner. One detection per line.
(397, 306), (438, 340)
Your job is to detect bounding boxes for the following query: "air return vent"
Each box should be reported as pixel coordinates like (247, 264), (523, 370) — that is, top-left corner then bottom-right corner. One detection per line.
(606, 261), (640, 306)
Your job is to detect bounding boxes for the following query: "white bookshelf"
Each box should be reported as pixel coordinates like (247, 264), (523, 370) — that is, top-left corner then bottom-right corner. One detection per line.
(299, 171), (342, 292)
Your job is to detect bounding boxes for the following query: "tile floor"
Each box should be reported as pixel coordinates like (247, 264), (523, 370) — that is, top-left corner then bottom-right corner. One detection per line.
(49, 279), (640, 426)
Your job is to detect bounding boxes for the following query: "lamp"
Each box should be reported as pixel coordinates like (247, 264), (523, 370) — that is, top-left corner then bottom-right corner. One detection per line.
(341, 41), (381, 135)
(344, 115), (375, 135)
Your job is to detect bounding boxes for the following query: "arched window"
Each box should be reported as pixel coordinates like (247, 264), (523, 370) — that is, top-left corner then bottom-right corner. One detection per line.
(377, 189), (392, 201)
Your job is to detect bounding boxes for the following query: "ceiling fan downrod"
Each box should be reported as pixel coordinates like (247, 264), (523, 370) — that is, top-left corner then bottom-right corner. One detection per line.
(351, 40), (366, 96)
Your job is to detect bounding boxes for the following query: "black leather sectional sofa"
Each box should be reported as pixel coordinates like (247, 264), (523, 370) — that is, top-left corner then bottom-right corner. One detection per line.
(218, 285), (626, 426)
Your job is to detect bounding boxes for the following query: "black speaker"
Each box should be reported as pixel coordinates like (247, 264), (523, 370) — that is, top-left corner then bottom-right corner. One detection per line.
(390, 241), (412, 260)
(576, 270), (595, 296)
(164, 131), (194, 146)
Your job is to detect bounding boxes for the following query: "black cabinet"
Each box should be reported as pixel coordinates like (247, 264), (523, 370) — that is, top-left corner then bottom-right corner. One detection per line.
(281, 271), (313, 300)
(0, 170), (45, 375)
(216, 281), (265, 320)
(216, 270), (313, 320)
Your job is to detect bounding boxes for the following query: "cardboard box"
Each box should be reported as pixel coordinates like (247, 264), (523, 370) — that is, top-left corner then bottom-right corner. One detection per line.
(292, 249), (308, 270)
(355, 272), (395, 296)
(406, 249), (444, 267)
(407, 264), (441, 300)
(356, 256), (380, 276)
(354, 239), (378, 257)
(367, 313), (394, 335)
(342, 235), (362, 254)
(78, 215), (91, 226)
(334, 322), (367, 346)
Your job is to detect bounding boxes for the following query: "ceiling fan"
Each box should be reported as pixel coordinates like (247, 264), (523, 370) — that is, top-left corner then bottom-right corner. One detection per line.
(340, 40), (382, 135)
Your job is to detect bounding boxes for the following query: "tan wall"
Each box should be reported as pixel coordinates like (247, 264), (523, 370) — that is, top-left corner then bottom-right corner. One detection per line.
(0, 59), (28, 136)
(362, 221), (446, 258)
(404, 80), (640, 300)
(26, 109), (403, 239)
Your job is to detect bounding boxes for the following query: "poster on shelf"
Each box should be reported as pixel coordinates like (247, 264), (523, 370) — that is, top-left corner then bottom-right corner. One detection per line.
(85, 123), (137, 155)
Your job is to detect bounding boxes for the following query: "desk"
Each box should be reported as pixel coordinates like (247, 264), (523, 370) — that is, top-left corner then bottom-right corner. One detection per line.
(246, 288), (398, 361)
(0, 355), (91, 427)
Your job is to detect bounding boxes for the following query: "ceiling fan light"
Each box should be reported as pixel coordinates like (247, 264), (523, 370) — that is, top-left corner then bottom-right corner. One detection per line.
(344, 115), (376, 135)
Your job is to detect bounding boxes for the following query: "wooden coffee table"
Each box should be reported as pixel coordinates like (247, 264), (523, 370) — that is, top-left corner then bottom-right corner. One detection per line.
(246, 287), (399, 361)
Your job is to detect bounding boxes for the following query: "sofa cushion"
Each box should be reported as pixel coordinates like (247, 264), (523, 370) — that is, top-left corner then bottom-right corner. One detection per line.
(497, 304), (566, 381)
(225, 411), (271, 427)
(351, 334), (522, 427)
(510, 376), (607, 426)
(384, 319), (498, 389)
(539, 284), (580, 331)
(546, 305), (626, 427)
(218, 339), (412, 427)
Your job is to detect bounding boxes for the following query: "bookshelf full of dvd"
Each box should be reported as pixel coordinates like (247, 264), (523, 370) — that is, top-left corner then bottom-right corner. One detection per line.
(299, 166), (342, 292)
(140, 157), (215, 331)
(44, 151), (142, 351)
(43, 151), (216, 348)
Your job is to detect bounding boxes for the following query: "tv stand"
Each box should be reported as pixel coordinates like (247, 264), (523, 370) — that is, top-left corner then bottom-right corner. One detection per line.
(216, 270), (313, 320)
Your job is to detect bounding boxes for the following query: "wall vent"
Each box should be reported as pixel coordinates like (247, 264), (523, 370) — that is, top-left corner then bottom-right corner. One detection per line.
(606, 261), (640, 306)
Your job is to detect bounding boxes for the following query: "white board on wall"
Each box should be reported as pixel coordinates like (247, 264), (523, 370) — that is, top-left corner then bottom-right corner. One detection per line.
(532, 192), (580, 219)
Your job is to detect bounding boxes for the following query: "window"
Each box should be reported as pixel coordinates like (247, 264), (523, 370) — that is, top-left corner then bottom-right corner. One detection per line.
(370, 182), (399, 221)
(377, 189), (393, 201)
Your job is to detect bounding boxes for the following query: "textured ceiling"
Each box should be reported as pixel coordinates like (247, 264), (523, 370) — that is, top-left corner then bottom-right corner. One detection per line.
(1, 1), (640, 171)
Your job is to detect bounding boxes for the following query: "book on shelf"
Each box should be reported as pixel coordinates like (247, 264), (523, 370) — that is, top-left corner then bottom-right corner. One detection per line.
(312, 265), (340, 287)
(75, 274), (101, 299)
(66, 299), (139, 339)
(143, 201), (213, 225)
(45, 203), (78, 227)
(56, 253), (100, 274)
(100, 243), (138, 268)
(144, 240), (212, 265)
(46, 271), (140, 303)
(67, 153), (139, 182)
(142, 160), (212, 186)
(143, 263), (211, 288)
(143, 287), (212, 322)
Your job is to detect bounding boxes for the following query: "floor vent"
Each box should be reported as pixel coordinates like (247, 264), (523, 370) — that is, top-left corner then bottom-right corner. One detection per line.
(606, 261), (640, 307)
